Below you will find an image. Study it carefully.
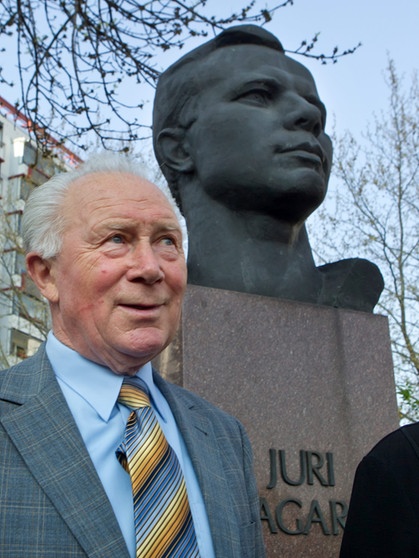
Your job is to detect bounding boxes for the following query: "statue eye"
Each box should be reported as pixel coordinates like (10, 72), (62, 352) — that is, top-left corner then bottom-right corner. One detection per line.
(236, 87), (272, 106)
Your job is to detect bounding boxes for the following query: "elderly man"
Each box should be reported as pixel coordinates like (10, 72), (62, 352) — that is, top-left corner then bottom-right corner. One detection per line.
(153, 24), (383, 312)
(0, 153), (265, 557)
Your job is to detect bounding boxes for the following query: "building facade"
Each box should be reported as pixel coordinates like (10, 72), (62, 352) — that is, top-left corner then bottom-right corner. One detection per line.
(0, 96), (81, 367)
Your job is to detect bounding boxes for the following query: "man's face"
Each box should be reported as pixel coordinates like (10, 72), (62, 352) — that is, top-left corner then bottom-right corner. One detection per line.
(182, 44), (333, 221)
(38, 172), (186, 374)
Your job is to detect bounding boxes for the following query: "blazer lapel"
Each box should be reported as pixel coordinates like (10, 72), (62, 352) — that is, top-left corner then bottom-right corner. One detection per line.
(155, 374), (238, 558)
(0, 346), (129, 558)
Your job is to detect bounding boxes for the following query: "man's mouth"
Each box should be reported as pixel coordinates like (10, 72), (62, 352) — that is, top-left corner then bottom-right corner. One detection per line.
(119, 302), (163, 311)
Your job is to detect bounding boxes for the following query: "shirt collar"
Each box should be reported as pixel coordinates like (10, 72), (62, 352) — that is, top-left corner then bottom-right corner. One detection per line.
(45, 332), (167, 423)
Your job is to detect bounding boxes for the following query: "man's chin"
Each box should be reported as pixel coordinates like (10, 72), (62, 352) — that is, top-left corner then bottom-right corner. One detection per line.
(121, 332), (172, 362)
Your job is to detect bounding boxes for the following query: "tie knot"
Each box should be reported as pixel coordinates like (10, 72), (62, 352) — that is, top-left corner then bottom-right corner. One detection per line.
(118, 378), (151, 410)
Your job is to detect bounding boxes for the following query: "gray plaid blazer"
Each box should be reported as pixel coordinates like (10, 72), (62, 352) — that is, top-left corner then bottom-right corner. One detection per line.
(0, 344), (265, 557)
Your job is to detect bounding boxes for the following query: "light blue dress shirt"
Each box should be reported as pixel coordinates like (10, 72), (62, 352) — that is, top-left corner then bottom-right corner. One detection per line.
(46, 332), (215, 558)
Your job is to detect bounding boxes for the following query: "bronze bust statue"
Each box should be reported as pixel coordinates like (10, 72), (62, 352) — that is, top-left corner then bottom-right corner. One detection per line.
(153, 25), (383, 312)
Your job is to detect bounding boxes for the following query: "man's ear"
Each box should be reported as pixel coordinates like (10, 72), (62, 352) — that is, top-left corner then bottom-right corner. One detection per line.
(25, 253), (59, 303)
(157, 127), (195, 173)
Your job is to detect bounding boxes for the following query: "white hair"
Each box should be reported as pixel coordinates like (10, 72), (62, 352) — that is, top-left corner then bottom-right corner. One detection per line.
(22, 151), (188, 259)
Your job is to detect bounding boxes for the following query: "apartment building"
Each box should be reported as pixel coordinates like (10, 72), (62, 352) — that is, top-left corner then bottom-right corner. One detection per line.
(0, 96), (81, 366)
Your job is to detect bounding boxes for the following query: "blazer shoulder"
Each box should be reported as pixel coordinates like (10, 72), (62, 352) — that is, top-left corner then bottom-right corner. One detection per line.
(363, 424), (419, 466)
(0, 343), (51, 404)
(400, 423), (419, 458)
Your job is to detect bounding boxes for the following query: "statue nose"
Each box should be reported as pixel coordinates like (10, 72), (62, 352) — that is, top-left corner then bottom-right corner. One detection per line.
(283, 94), (323, 137)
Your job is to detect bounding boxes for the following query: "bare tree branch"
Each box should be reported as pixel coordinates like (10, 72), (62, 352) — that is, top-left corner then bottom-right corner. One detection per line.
(0, 0), (360, 151)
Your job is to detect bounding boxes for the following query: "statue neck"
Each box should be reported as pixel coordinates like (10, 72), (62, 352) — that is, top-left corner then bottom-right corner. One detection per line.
(181, 192), (322, 302)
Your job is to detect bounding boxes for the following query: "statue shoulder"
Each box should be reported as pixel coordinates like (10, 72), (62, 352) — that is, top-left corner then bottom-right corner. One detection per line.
(317, 258), (384, 312)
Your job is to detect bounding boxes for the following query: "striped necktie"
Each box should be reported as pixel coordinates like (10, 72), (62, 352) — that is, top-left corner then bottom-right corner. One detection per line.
(116, 377), (200, 558)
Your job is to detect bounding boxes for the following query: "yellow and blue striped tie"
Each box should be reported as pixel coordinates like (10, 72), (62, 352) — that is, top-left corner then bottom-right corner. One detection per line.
(116, 377), (200, 558)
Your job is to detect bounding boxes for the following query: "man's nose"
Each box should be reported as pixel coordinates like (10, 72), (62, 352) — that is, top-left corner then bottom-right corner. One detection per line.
(126, 243), (164, 284)
(283, 93), (323, 136)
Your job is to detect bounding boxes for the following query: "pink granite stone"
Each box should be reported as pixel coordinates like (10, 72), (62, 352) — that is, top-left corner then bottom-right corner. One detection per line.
(155, 285), (399, 557)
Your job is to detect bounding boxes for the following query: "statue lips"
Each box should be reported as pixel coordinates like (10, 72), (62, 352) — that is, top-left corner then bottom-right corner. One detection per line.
(278, 142), (327, 173)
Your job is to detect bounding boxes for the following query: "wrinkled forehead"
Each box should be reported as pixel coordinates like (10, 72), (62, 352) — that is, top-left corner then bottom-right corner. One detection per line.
(65, 172), (178, 220)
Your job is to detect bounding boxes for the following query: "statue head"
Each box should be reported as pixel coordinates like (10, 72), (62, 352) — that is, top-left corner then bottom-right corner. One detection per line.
(153, 25), (333, 224)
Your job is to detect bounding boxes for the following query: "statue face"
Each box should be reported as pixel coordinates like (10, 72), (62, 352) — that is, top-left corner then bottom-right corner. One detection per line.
(181, 44), (333, 221)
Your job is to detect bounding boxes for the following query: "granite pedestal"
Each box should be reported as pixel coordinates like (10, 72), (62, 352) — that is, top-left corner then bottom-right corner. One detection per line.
(155, 285), (399, 558)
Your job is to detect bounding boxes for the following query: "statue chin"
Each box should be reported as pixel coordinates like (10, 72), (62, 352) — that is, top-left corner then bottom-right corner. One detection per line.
(204, 184), (326, 223)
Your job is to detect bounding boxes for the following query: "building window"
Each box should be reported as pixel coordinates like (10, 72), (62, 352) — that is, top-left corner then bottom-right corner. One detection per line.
(23, 142), (37, 166)
(20, 178), (34, 201)
(10, 329), (42, 360)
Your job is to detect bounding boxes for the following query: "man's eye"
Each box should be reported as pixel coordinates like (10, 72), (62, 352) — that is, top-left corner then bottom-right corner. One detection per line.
(110, 235), (124, 244)
(161, 237), (175, 246)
